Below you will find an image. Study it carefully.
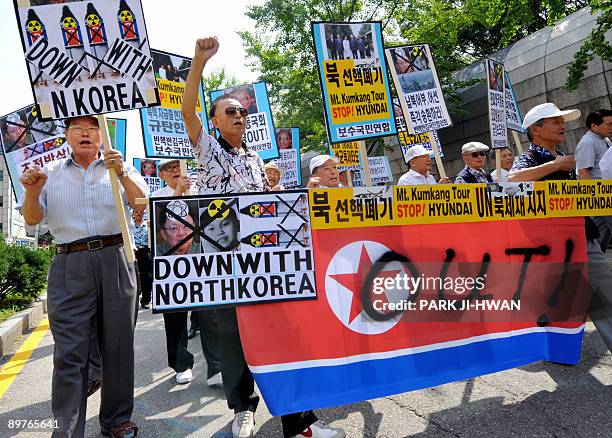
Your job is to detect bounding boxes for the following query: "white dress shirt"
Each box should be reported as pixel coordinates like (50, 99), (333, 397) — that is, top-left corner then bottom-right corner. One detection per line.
(397, 169), (437, 186)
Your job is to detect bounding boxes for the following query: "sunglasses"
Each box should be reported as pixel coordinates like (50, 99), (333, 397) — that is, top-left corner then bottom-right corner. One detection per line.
(468, 152), (487, 158)
(223, 106), (248, 117)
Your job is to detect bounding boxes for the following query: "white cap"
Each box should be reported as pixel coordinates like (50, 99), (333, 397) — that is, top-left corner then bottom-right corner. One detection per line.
(404, 145), (430, 162)
(522, 103), (581, 130)
(462, 142), (489, 154)
(158, 159), (180, 172)
(309, 154), (339, 174)
(263, 161), (284, 177)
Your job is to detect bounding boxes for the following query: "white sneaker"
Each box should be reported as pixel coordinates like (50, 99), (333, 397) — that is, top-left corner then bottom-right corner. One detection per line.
(206, 372), (223, 386)
(292, 421), (346, 438)
(232, 411), (255, 438)
(175, 369), (193, 384)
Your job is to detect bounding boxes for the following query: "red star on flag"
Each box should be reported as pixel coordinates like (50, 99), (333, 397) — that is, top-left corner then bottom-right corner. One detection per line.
(330, 244), (402, 324)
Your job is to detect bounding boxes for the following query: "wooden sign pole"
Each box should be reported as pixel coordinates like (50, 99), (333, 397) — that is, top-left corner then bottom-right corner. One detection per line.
(97, 114), (135, 263)
(359, 141), (372, 186)
(495, 149), (502, 182)
(512, 130), (524, 154)
(429, 133), (447, 179)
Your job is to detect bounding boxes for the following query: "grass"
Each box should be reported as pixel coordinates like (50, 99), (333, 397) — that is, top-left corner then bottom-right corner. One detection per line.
(0, 291), (45, 323)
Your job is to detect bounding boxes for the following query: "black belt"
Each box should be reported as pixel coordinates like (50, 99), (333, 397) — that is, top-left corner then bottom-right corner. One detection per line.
(56, 234), (123, 254)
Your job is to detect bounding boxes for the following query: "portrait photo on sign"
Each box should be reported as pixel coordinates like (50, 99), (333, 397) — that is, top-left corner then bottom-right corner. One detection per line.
(199, 198), (241, 253)
(139, 158), (158, 177)
(220, 84), (258, 115)
(153, 51), (190, 83)
(488, 61), (504, 92)
(275, 128), (293, 150)
(322, 22), (376, 63)
(390, 46), (435, 94)
(155, 199), (201, 256)
(0, 106), (63, 154)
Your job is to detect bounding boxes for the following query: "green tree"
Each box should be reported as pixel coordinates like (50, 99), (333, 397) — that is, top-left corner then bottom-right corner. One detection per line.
(565, 1), (612, 90)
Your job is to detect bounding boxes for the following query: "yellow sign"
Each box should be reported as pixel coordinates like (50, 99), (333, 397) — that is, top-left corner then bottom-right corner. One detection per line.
(323, 60), (391, 124)
(310, 181), (612, 229)
(330, 141), (361, 167)
(157, 79), (202, 111)
(399, 131), (432, 147)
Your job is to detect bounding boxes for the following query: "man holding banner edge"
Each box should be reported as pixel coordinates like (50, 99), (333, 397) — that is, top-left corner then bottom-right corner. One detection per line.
(182, 37), (345, 438)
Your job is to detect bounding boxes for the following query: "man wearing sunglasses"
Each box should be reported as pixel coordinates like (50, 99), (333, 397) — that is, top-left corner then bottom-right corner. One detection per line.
(182, 37), (345, 438)
(454, 142), (493, 184)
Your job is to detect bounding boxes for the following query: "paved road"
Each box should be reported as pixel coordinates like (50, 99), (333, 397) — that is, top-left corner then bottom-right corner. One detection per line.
(0, 309), (610, 437)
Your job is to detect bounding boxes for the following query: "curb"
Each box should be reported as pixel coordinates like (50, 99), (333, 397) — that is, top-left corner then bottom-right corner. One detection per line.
(0, 295), (48, 357)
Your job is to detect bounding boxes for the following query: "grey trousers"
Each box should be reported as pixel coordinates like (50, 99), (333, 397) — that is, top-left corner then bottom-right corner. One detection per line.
(587, 239), (612, 351)
(47, 243), (137, 437)
(593, 216), (612, 252)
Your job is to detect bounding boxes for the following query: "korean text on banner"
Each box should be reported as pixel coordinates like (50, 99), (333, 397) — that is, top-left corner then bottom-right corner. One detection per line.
(505, 71), (523, 132)
(140, 49), (208, 158)
(486, 59), (507, 149)
(393, 98), (444, 160)
(385, 44), (451, 135)
(312, 21), (397, 143)
(0, 104), (126, 203)
(14, 0), (159, 120)
(209, 82), (279, 161)
(273, 128), (302, 188)
(133, 157), (164, 194)
(150, 191), (315, 312)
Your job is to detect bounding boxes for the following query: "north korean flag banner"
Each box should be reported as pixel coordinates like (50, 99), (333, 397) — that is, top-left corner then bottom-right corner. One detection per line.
(236, 217), (590, 415)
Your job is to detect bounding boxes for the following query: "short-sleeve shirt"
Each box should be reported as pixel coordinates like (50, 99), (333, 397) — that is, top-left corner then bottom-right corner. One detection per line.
(22, 154), (147, 244)
(575, 130), (610, 179)
(511, 144), (576, 180)
(191, 130), (270, 195)
(397, 169), (437, 185)
(600, 146), (612, 179)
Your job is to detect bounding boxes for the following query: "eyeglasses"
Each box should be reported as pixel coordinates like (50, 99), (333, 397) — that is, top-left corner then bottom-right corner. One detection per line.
(163, 225), (191, 235)
(223, 106), (248, 117)
(68, 126), (100, 135)
(161, 164), (179, 172)
(468, 152), (487, 158)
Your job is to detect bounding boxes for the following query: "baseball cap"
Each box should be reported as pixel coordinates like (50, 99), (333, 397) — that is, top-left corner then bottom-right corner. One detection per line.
(64, 115), (98, 128)
(404, 145), (430, 162)
(309, 154), (339, 174)
(158, 159), (180, 172)
(522, 103), (581, 130)
(461, 142), (489, 154)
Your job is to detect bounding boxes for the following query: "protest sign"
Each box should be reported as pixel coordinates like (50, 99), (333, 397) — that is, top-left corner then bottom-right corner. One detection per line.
(312, 21), (397, 143)
(330, 141), (361, 170)
(150, 191), (315, 312)
(140, 49), (208, 158)
(209, 83), (279, 161)
(13, 0), (159, 120)
(485, 59), (507, 149)
(0, 104), (127, 203)
(385, 44), (451, 134)
(504, 72), (523, 133)
(394, 99), (444, 161)
(238, 215), (589, 415)
(272, 128), (301, 188)
(308, 180), (612, 230)
(366, 156), (392, 185)
(133, 158), (163, 194)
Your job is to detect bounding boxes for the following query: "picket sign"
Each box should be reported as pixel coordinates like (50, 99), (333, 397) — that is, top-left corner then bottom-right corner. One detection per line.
(495, 149), (502, 182)
(97, 114), (134, 263)
(358, 141), (372, 186)
(429, 133), (447, 179)
(512, 130), (524, 154)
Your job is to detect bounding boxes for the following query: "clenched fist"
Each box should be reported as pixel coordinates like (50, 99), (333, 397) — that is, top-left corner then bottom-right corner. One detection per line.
(20, 165), (47, 194)
(194, 37), (219, 62)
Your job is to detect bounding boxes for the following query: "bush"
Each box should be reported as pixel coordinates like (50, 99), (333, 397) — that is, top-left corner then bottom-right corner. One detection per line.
(0, 238), (53, 306)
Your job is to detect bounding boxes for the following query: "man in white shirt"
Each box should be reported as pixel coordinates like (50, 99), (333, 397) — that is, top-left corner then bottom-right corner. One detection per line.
(601, 146), (612, 179)
(397, 145), (449, 185)
(151, 159), (195, 197)
(490, 147), (514, 182)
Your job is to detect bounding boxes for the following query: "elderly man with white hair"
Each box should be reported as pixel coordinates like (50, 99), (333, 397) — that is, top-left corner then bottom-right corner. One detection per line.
(397, 145), (450, 185)
(454, 142), (493, 184)
(306, 154), (340, 188)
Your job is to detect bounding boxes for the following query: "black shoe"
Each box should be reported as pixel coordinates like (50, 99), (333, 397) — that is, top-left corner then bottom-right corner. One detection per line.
(187, 328), (199, 339)
(140, 303), (150, 309)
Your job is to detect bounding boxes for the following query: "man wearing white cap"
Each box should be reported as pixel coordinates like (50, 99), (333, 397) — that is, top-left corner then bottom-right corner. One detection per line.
(151, 159), (196, 197)
(508, 102), (579, 182)
(455, 142), (493, 184)
(509, 102), (611, 353)
(397, 145), (449, 185)
(307, 154), (340, 188)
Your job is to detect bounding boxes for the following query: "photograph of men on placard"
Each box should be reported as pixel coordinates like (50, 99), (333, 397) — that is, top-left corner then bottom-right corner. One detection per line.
(1, 110), (34, 153)
(322, 23), (375, 62)
(155, 200), (201, 256)
(140, 159), (158, 177)
(199, 199), (241, 253)
(276, 128), (293, 150)
(153, 51), (191, 83)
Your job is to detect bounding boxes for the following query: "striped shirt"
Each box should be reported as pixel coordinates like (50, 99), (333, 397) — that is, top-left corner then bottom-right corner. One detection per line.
(20, 154), (147, 244)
